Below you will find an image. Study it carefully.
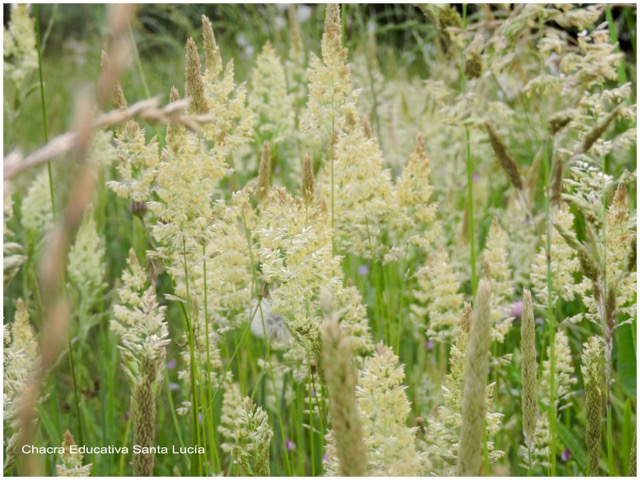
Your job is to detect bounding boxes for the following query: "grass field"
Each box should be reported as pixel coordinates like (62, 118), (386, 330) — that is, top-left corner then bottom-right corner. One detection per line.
(3, 3), (637, 477)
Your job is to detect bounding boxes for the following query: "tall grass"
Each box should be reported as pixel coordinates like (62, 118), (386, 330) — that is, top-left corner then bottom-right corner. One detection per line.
(3, 4), (637, 477)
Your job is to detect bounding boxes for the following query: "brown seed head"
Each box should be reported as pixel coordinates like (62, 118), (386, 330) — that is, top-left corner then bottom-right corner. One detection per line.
(184, 37), (208, 114)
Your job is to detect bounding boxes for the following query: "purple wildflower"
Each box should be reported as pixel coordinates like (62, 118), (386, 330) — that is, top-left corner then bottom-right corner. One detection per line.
(510, 301), (523, 318)
(285, 439), (296, 451)
(357, 265), (369, 276)
(424, 339), (435, 350)
(167, 359), (177, 370)
(169, 383), (179, 391)
(472, 172), (480, 182)
(198, 412), (203, 424)
(561, 448), (571, 462)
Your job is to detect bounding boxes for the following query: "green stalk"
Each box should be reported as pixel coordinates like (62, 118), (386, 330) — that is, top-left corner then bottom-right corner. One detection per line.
(33, 5), (55, 218)
(164, 374), (188, 470)
(118, 415), (132, 476)
(128, 19), (151, 100)
(240, 211), (293, 475)
(601, 148), (616, 477)
(36, 9), (85, 450)
(307, 367), (317, 475)
(607, 404), (615, 475)
(202, 245), (221, 473)
(460, 4), (477, 296)
(182, 239), (202, 476)
(465, 126), (476, 296)
(543, 137), (557, 475)
(605, 5), (628, 86)
(66, 337), (84, 447)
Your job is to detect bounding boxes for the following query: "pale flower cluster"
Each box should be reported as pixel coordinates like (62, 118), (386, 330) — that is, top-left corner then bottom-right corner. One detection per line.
(3, 193), (25, 285)
(250, 42), (295, 144)
(256, 186), (372, 356)
(482, 218), (514, 342)
(300, 4), (357, 140)
(531, 204), (580, 309)
(3, 4), (38, 91)
(329, 343), (429, 476)
(3, 299), (39, 468)
(424, 305), (505, 474)
(522, 330), (576, 472)
(111, 250), (170, 390)
(56, 430), (93, 477)
(21, 168), (54, 236)
(411, 247), (463, 343)
(219, 383), (273, 476)
(67, 212), (107, 318)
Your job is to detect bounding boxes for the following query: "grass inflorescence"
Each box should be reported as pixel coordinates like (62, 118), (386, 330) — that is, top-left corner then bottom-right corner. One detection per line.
(3, 3), (637, 477)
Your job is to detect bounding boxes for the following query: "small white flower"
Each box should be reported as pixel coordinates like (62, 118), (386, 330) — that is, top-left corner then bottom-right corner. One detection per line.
(250, 298), (292, 345)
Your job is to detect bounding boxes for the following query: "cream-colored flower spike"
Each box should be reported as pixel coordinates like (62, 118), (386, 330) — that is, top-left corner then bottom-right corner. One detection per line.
(185, 37), (209, 114)
(21, 168), (54, 235)
(531, 204), (580, 309)
(67, 211), (107, 307)
(112, 250), (170, 476)
(4, 4), (38, 91)
(424, 302), (504, 474)
(411, 247), (463, 343)
(56, 430), (92, 477)
(4, 299), (40, 469)
(317, 104), (399, 261)
(301, 4), (358, 140)
(250, 42), (295, 143)
(396, 134), (439, 251)
(350, 343), (429, 476)
(219, 383), (273, 476)
(256, 186), (372, 357)
(201, 15), (222, 80)
(482, 218), (515, 342)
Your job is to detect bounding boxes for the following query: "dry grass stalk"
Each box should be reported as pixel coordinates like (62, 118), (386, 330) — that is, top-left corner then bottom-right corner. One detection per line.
(457, 278), (492, 476)
(4, 97), (220, 180)
(185, 37), (208, 114)
(16, 5), (134, 475)
(582, 337), (603, 476)
(521, 289), (538, 454)
(320, 288), (368, 476)
(485, 122), (524, 191)
(256, 141), (271, 202)
(301, 152), (315, 206)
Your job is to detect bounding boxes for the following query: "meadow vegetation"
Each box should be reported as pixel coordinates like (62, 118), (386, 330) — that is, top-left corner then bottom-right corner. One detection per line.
(3, 3), (637, 476)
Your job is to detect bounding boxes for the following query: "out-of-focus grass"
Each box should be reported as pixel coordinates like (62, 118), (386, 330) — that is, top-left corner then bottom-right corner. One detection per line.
(3, 4), (637, 477)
